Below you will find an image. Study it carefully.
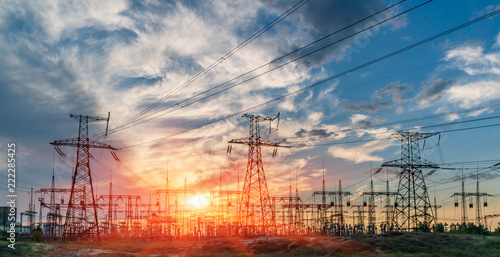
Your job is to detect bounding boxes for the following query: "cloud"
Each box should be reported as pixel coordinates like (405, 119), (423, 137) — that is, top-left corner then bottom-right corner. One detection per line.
(327, 138), (392, 163)
(447, 171), (500, 183)
(295, 129), (336, 139)
(0, 0), (325, 198)
(417, 79), (456, 108)
(419, 34), (500, 113)
(444, 45), (500, 75)
(418, 79), (456, 100)
(350, 114), (373, 128)
(444, 81), (500, 108)
(260, 0), (402, 67)
(373, 82), (412, 103)
(342, 101), (392, 112)
(445, 113), (460, 122)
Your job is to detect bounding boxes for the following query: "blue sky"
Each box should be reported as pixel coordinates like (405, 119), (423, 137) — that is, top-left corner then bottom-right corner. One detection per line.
(1, 0), (500, 228)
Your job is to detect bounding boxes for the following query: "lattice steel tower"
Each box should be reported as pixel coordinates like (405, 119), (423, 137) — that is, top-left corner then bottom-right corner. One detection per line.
(229, 113), (287, 235)
(381, 131), (439, 231)
(50, 113), (116, 241)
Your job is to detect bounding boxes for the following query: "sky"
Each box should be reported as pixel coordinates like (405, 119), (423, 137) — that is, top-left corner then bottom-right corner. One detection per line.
(1, 0), (500, 228)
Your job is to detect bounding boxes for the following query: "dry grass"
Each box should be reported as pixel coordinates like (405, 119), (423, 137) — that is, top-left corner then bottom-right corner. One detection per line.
(1, 232), (499, 257)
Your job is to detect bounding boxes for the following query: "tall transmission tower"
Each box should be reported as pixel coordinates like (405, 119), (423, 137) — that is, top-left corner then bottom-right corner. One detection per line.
(228, 113), (288, 235)
(378, 131), (439, 231)
(50, 113), (116, 241)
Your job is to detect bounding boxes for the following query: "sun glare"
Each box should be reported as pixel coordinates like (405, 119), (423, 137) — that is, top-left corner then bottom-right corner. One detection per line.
(188, 196), (207, 209)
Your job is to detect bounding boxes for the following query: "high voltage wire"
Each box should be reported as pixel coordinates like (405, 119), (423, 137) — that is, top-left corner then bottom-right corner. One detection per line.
(104, 0), (411, 136)
(440, 159), (500, 166)
(117, 0), (216, 104)
(91, 158), (141, 189)
(345, 160), (500, 198)
(108, 0), (311, 136)
(282, 103), (500, 141)
(120, 6), (500, 149)
(286, 113), (500, 147)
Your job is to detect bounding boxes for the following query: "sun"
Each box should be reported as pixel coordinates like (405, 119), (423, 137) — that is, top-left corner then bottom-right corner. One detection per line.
(188, 196), (207, 209)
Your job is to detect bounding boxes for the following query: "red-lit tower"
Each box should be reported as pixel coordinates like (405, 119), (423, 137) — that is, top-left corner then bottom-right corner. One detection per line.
(50, 113), (116, 241)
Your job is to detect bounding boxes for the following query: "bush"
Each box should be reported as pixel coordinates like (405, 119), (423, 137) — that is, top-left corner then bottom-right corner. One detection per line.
(32, 226), (43, 242)
(494, 222), (500, 236)
(417, 221), (431, 232)
(450, 223), (489, 235)
(432, 223), (445, 233)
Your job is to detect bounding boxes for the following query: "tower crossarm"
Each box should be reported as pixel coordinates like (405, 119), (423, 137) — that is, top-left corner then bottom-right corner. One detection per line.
(69, 114), (109, 123)
(41, 203), (68, 208)
(281, 203), (333, 209)
(485, 214), (500, 219)
(97, 195), (141, 201)
(154, 189), (196, 195)
(270, 196), (301, 202)
(36, 188), (76, 194)
(381, 158), (439, 169)
(242, 113), (279, 122)
(210, 190), (241, 195)
(312, 191), (352, 196)
(361, 191), (398, 196)
(392, 131), (439, 141)
(451, 192), (493, 197)
(50, 138), (117, 150)
(228, 138), (290, 148)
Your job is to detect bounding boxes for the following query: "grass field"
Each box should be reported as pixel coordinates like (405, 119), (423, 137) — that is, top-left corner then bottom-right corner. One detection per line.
(1, 233), (499, 256)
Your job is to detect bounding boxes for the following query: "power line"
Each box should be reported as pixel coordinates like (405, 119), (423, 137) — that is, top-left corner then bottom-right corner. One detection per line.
(109, 0), (311, 135)
(106, 0), (414, 135)
(283, 103), (500, 142)
(120, 7), (500, 149)
(118, 0), (216, 101)
(287, 117), (500, 148)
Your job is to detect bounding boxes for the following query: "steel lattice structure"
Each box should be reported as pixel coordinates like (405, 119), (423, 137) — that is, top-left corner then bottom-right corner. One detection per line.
(380, 131), (439, 231)
(229, 113), (287, 235)
(50, 114), (116, 241)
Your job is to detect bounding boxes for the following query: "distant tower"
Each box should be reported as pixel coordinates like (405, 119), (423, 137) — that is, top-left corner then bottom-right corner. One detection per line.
(229, 113), (287, 235)
(50, 114), (116, 241)
(381, 131), (439, 231)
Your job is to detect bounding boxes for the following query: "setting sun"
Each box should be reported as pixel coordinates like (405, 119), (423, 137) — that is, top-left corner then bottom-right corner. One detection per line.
(188, 196), (207, 209)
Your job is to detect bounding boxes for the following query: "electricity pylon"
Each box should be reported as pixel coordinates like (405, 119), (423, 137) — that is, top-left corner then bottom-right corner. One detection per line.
(50, 113), (116, 241)
(378, 131), (439, 231)
(452, 167), (492, 226)
(228, 113), (288, 235)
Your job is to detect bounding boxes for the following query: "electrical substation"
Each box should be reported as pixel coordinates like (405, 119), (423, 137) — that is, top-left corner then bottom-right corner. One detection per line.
(8, 111), (499, 242)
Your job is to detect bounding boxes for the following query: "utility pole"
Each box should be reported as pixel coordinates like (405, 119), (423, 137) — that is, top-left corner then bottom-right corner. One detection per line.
(50, 113), (116, 241)
(368, 165), (375, 234)
(476, 166), (481, 226)
(385, 169), (393, 230)
(312, 182), (352, 235)
(362, 168), (398, 234)
(451, 167), (492, 226)
(228, 113), (288, 235)
(378, 131), (439, 231)
(461, 167), (467, 224)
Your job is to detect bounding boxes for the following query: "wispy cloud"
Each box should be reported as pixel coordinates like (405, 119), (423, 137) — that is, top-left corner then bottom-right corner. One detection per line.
(373, 82), (412, 103)
(342, 101), (392, 112)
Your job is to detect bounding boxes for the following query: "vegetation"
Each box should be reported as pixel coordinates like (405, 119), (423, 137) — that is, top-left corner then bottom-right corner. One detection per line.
(432, 223), (445, 233)
(449, 223), (490, 235)
(31, 226), (44, 242)
(493, 222), (500, 236)
(0, 230), (499, 256)
(352, 232), (500, 257)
